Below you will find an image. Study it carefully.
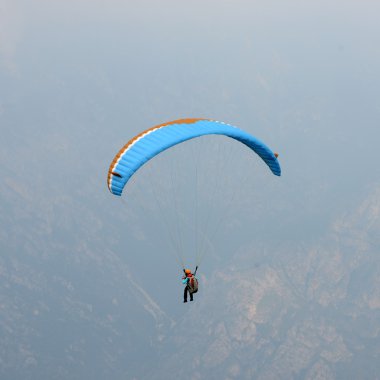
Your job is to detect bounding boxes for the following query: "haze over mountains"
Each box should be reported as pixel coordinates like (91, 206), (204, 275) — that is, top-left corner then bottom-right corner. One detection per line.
(1, 0), (380, 379)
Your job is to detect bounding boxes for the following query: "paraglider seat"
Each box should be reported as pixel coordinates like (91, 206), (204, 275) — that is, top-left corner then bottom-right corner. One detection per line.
(188, 277), (198, 294)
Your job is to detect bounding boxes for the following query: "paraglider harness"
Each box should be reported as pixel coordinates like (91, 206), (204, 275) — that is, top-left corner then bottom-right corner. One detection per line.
(183, 266), (199, 294)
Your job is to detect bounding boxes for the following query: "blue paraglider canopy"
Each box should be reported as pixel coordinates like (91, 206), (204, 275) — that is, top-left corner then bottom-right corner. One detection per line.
(107, 118), (281, 196)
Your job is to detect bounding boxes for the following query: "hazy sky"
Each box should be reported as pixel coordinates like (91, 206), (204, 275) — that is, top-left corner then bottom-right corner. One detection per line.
(1, 1), (380, 378)
(2, 0), (380, 269)
(1, 0), (380, 243)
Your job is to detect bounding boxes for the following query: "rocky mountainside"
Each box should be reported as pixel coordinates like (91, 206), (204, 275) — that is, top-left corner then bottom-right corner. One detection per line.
(1, 1), (380, 377)
(149, 187), (380, 380)
(1, 121), (379, 379)
(0, 129), (174, 379)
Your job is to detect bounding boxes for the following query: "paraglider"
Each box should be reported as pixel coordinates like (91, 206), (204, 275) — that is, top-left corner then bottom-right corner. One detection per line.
(107, 118), (281, 303)
(182, 267), (199, 303)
